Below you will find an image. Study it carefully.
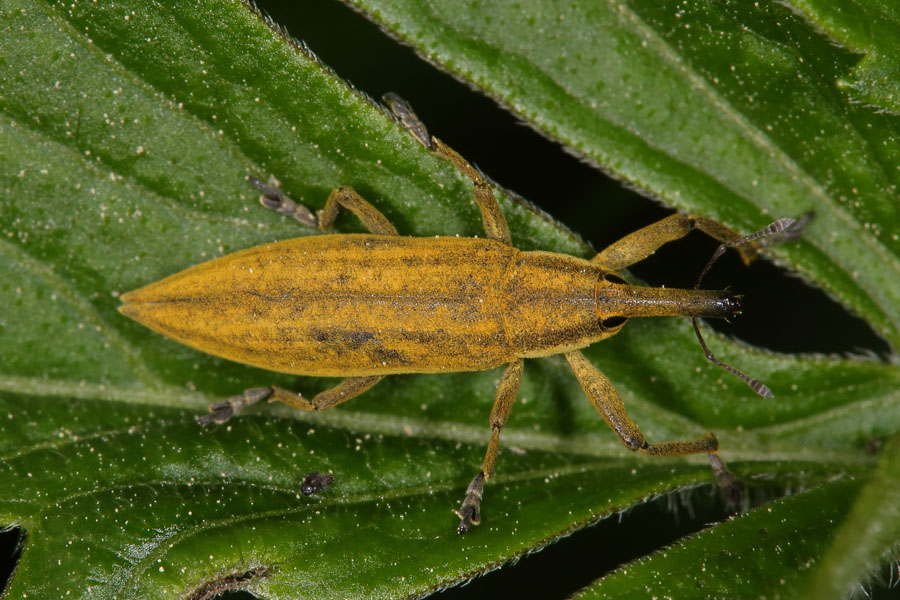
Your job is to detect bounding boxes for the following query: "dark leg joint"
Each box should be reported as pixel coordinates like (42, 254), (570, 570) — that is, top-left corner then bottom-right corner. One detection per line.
(620, 434), (646, 452)
(456, 471), (486, 534)
(248, 175), (286, 211)
(719, 474), (745, 504)
(247, 175), (318, 227)
(196, 387), (273, 425)
(708, 452), (744, 505)
(383, 92), (434, 150)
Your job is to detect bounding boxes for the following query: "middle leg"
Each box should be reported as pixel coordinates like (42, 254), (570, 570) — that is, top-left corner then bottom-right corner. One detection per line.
(457, 358), (524, 533)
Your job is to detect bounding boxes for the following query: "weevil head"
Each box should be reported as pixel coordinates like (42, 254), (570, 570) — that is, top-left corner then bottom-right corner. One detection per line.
(719, 292), (743, 319)
(593, 267), (771, 398)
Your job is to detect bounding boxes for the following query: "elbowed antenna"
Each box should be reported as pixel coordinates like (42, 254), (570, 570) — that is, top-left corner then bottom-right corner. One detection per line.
(690, 214), (813, 398)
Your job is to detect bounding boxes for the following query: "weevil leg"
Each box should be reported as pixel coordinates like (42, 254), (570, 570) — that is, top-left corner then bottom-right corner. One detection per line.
(197, 387), (273, 426)
(383, 93), (511, 244)
(318, 187), (399, 235)
(592, 213), (760, 271)
(457, 358), (523, 533)
(565, 350), (743, 501)
(268, 376), (384, 411)
(248, 175), (319, 227)
(197, 376), (384, 424)
(249, 176), (399, 236)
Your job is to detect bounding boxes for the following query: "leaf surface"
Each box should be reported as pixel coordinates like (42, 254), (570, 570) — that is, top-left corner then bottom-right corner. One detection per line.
(1, 0), (898, 598)
(787, 0), (900, 115)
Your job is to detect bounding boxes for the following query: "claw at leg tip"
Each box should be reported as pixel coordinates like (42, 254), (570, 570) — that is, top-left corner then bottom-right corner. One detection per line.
(722, 479), (746, 505)
(456, 507), (480, 534)
(196, 401), (234, 426)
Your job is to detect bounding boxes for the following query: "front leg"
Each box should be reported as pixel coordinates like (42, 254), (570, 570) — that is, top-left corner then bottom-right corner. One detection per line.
(592, 211), (812, 272)
(457, 359), (524, 533)
(592, 212), (760, 271)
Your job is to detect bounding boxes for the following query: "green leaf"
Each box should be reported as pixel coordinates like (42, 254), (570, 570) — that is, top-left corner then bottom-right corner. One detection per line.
(786, 0), (900, 115)
(572, 441), (900, 599)
(1, 0), (898, 599)
(572, 478), (863, 599)
(802, 435), (900, 599)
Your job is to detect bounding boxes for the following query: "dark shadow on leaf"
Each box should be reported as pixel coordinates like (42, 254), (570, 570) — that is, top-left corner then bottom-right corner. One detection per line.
(433, 487), (734, 600)
(0, 527), (24, 596)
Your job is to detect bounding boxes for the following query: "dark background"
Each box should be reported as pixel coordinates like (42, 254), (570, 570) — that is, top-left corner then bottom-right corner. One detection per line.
(2, 1), (893, 598)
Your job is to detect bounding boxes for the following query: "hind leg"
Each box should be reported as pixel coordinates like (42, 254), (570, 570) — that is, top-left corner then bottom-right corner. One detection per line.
(249, 176), (398, 235)
(197, 376), (384, 425)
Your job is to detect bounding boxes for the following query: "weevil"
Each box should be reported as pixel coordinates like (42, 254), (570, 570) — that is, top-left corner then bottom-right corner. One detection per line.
(119, 94), (808, 533)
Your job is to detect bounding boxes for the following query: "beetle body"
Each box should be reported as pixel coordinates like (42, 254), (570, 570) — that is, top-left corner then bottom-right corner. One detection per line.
(120, 234), (736, 377)
(120, 94), (802, 533)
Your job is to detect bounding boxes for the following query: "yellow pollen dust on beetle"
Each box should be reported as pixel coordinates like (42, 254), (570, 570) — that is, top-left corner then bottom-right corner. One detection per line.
(119, 93), (809, 534)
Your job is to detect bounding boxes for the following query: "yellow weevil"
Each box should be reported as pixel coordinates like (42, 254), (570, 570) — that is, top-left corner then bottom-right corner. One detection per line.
(119, 94), (808, 533)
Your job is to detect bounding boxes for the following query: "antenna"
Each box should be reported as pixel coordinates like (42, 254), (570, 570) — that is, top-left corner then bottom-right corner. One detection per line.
(691, 215), (810, 398)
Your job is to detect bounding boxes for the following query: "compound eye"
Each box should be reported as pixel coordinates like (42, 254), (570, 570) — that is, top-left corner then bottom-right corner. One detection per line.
(603, 273), (627, 285)
(601, 315), (627, 329)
